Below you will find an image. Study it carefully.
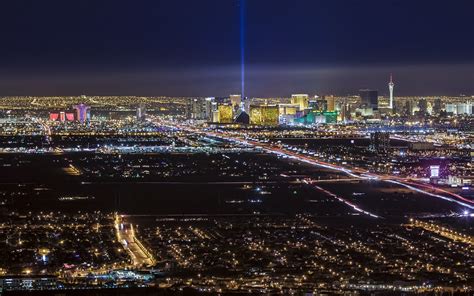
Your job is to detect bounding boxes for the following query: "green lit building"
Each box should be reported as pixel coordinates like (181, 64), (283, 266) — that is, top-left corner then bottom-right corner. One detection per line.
(294, 111), (338, 124)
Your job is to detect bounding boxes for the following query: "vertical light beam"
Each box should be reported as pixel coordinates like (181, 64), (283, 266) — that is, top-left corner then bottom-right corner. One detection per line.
(240, 0), (245, 100)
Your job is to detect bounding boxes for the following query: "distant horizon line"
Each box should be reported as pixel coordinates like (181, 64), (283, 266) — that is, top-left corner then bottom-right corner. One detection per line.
(1, 94), (473, 99)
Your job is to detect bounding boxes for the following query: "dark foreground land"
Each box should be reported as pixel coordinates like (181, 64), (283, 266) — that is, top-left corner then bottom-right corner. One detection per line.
(0, 150), (473, 294)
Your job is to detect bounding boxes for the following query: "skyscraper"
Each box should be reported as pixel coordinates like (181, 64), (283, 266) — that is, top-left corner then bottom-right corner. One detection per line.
(136, 103), (146, 121)
(314, 98), (327, 112)
(190, 98), (215, 121)
(433, 98), (442, 114)
(73, 103), (90, 123)
(189, 98), (203, 119)
(388, 74), (394, 109)
(326, 95), (335, 112)
(204, 97), (216, 121)
(418, 99), (428, 115)
(230, 94), (242, 110)
(217, 104), (233, 123)
(291, 94), (309, 111)
(405, 99), (415, 116)
(59, 111), (66, 122)
(249, 104), (279, 125)
(359, 89), (378, 110)
(340, 100), (351, 122)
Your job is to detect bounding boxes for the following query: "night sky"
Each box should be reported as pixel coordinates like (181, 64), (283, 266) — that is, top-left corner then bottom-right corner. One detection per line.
(0, 0), (473, 97)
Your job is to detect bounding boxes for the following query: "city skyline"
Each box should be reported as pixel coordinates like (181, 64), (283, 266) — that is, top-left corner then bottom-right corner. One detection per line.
(0, 1), (473, 294)
(0, 94), (472, 294)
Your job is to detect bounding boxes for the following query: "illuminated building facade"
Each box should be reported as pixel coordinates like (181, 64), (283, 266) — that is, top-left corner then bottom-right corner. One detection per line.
(190, 98), (204, 119)
(49, 113), (59, 121)
(136, 103), (146, 121)
(446, 102), (473, 115)
(291, 94), (309, 111)
(326, 96), (335, 112)
(278, 104), (298, 115)
(249, 104), (279, 125)
(309, 98), (328, 112)
(50, 111), (75, 122)
(388, 74), (395, 109)
(189, 97), (216, 121)
(294, 111), (338, 125)
(430, 165), (440, 178)
(217, 104), (233, 123)
(230, 94), (241, 110)
(340, 102), (351, 122)
(204, 97), (216, 121)
(74, 103), (90, 123)
(212, 110), (219, 122)
(65, 113), (75, 121)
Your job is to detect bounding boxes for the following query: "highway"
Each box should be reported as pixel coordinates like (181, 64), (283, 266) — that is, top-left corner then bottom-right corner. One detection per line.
(151, 118), (474, 211)
(311, 182), (381, 218)
(114, 214), (155, 267)
(266, 143), (474, 210)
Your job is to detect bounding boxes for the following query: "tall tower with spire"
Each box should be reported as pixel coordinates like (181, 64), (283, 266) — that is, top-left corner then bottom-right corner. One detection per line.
(388, 74), (395, 109)
(388, 73), (395, 109)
